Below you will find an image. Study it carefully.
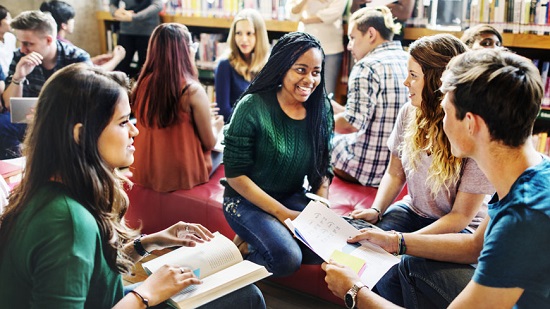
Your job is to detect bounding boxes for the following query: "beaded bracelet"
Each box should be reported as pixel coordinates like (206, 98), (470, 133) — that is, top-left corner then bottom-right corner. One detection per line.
(397, 232), (407, 255)
(133, 234), (151, 257)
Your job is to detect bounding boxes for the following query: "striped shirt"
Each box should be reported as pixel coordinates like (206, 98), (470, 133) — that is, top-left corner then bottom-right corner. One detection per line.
(331, 41), (408, 186)
(6, 40), (91, 98)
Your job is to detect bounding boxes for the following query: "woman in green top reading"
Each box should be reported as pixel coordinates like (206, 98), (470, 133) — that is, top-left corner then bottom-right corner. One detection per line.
(222, 32), (334, 277)
(0, 63), (265, 308)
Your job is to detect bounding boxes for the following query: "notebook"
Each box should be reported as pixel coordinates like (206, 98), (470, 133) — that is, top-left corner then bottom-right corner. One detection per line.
(10, 97), (38, 124)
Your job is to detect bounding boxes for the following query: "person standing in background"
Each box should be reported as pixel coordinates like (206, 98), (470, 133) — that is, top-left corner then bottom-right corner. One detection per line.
(287, 0), (348, 97)
(0, 5), (15, 79)
(214, 9), (270, 123)
(40, 0), (126, 71)
(110, 0), (162, 78)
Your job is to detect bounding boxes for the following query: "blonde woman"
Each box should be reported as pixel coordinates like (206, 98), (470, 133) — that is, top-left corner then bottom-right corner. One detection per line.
(351, 34), (494, 234)
(214, 9), (270, 123)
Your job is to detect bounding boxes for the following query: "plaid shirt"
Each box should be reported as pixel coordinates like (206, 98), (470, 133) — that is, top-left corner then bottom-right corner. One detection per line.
(6, 40), (91, 98)
(331, 41), (408, 186)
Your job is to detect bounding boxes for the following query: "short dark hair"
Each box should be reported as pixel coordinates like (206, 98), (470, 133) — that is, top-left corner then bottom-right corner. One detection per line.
(40, 1), (75, 34)
(0, 5), (9, 21)
(460, 24), (503, 48)
(441, 49), (543, 147)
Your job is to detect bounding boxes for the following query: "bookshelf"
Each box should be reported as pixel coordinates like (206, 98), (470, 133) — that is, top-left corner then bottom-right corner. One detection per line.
(403, 27), (550, 50)
(96, 11), (298, 54)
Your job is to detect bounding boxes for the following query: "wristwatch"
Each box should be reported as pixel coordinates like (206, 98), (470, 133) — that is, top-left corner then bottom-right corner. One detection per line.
(345, 281), (366, 309)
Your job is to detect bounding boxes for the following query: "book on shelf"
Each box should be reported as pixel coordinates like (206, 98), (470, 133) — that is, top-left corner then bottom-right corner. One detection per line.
(142, 232), (271, 309)
(284, 201), (400, 289)
(532, 132), (550, 155)
(460, 0), (550, 34)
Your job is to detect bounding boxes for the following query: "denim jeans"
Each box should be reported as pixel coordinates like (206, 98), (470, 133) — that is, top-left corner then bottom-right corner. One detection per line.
(223, 191), (324, 277)
(376, 202), (471, 234)
(124, 282), (266, 309)
(0, 112), (26, 159)
(375, 256), (474, 308)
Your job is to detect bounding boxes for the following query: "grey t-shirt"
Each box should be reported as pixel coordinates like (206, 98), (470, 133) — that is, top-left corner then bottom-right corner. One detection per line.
(388, 103), (495, 231)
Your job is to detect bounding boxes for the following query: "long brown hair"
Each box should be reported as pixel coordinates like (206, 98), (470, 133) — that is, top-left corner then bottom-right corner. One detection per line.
(132, 23), (199, 128)
(403, 34), (467, 195)
(0, 64), (137, 272)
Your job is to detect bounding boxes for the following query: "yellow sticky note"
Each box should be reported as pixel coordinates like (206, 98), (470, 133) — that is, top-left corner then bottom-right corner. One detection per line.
(330, 250), (366, 275)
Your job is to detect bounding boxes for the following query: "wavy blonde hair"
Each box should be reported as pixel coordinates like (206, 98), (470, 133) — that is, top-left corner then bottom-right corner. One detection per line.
(224, 9), (270, 81)
(402, 34), (467, 196)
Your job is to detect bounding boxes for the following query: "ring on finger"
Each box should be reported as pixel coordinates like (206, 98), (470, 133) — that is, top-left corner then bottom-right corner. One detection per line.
(185, 225), (190, 233)
(180, 267), (185, 274)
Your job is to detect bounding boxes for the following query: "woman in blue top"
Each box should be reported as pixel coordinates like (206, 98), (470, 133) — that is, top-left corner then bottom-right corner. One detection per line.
(0, 63), (265, 308)
(214, 9), (270, 123)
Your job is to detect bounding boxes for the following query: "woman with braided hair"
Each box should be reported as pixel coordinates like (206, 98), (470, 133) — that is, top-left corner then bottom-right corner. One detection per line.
(222, 32), (334, 277)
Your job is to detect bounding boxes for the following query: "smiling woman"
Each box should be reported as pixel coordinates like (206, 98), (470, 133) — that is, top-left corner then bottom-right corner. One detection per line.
(214, 9), (270, 123)
(0, 63), (266, 308)
(222, 32), (334, 277)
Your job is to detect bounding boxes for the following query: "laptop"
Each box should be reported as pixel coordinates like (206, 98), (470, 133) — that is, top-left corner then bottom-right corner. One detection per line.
(9, 97), (38, 124)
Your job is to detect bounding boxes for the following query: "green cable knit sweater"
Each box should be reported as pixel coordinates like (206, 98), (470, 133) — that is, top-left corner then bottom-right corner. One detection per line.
(223, 90), (331, 199)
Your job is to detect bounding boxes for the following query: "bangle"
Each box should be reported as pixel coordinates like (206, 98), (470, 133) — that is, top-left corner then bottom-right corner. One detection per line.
(133, 234), (150, 257)
(399, 232), (407, 255)
(11, 77), (26, 85)
(371, 208), (382, 223)
(129, 290), (149, 308)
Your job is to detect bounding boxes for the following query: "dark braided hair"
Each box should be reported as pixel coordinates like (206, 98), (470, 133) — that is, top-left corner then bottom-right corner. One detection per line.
(240, 31), (332, 192)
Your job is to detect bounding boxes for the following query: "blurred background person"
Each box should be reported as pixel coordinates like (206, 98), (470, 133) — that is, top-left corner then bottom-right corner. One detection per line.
(287, 0), (348, 97)
(214, 9), (270, 123)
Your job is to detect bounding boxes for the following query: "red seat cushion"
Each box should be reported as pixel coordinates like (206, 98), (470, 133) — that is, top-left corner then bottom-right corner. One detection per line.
(124, 166), (406, 305)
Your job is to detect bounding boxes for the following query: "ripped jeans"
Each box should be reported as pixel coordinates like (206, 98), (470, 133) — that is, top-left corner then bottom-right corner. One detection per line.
(223, 192), (323, 277)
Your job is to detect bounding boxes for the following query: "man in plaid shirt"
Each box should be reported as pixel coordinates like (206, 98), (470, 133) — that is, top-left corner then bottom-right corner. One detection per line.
(1, 10), (91, 159)
(331, 7), (408, 186)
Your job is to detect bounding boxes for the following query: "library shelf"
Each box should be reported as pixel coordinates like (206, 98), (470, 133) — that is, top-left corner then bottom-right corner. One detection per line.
(96, 11), (298, 54)
(403, 27), (550, 50)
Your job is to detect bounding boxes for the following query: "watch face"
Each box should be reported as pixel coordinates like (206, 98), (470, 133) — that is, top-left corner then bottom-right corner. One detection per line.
(345, 292), (354, 308)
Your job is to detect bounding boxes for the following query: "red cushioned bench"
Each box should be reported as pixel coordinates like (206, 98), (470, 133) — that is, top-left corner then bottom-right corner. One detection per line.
(125, 165), (406, 305)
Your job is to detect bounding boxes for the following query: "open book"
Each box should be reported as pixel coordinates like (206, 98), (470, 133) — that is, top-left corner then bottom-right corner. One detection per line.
(142, 232), (271, 308)
(285, 202), (400, 288)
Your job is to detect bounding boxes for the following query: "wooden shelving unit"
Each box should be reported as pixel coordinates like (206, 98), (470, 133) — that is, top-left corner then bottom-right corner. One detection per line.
(96, 11), (298, 54)
(403, 27), (550, 50)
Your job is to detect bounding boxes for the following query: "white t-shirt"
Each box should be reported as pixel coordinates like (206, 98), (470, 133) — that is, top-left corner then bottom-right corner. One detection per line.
(0, 32), (16, 76)
(0, 177), (9, 214)
(287, 0), (348, 55)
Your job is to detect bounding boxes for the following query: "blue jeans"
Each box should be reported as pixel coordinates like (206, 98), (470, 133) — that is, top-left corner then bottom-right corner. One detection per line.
(223, 191), (323, 277)
(375, 256), (474, 308)
(0, 112), (26, 159)
(376, 202), (470, 234)
(124, 283), (265, 309)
